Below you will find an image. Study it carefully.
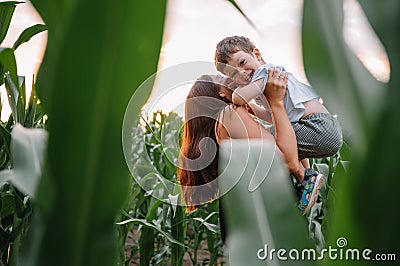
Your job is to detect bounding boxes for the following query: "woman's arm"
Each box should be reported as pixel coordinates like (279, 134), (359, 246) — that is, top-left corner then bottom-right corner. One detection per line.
(264, 68), (300, 174)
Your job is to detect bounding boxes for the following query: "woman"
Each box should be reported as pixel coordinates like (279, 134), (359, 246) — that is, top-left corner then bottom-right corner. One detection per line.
(178, 68), (322, 216)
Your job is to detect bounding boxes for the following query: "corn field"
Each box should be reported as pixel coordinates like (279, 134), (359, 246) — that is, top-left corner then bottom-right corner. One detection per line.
(0, 0), (399, 265)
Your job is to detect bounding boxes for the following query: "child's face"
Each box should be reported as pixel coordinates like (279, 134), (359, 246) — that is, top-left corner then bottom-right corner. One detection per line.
(224, 49), (263, 85)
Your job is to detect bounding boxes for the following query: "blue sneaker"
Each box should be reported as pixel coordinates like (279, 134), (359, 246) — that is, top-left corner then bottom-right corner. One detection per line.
(298, 168), (324, 215)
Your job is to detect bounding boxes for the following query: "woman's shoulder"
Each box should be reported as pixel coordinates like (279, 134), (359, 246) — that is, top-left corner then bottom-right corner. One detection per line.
(215, 105), (250, 142)
(218, 105), (254, 127)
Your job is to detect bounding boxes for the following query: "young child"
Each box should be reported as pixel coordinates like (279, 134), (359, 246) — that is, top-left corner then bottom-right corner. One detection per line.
(215, 36), (343, 213)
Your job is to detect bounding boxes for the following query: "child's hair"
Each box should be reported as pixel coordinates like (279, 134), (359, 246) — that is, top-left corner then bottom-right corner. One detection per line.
(214, 36), (256, 73)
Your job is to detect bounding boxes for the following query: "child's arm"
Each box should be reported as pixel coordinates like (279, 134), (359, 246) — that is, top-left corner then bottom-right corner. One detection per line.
(232, 78), (265, 106)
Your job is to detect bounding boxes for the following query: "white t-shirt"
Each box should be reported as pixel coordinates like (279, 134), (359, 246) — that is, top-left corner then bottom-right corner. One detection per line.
(252, 63), (319, 122)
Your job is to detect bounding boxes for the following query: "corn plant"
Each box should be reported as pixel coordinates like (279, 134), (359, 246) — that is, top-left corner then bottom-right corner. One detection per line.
(118, 111), (225, 265)
(0, 2), (47, 265)
(15, 0), (167, 265)
(306, 141), (350, 251)
(303, 0), (399, 261)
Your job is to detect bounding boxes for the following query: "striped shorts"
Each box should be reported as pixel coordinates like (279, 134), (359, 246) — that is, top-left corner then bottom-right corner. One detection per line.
(291, 113), (343, 160)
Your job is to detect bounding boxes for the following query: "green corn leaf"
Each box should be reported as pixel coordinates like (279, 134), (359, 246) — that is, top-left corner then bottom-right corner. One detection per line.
(17, 76), (26, 122)
(302, 0), (385, 153)
(24, 81), (38, 128)
(0, 47), (18, 86)
(21, 0), (167, 265)
(192, 218), (219, 233)
(117, 218), (187, 248)
(0, 124), (47, 198)
(12, 24), (47, 51)
(5, 110), (11, 126)
(313, 163), (329, 178)
(205, 201), (219, 261)
(145, 197), (163, 222)
(33, 103), (45, 126)
(218, 140), (314, 265)
(4, 73), (25, 124)
(0, 123), (11, 159)
(192, 211), (219, 233)
(0, 227), (9, 254)
(303, 0), (400, 260)
(139, 226), (155, 266)
(339, 141), (351, 161)
(152, 245), (169, 265)
(0, 1), (23, 45)
(171, 206), (184, 266)
(0, 89), (2, 113)
(0, 192), (15, 218)
(4, 72), (20, 123)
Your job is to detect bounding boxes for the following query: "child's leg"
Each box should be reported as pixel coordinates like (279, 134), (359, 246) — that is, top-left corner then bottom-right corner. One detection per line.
(301, 158), (310, 169)
(276, 144), (305, 182)
(292, 160), (306, 182)
(292, 113), (343, 160)
(269, 125), (306, 181)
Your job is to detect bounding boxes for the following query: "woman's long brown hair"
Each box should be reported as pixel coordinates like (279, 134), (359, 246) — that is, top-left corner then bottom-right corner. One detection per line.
(178, 75), (231, 212)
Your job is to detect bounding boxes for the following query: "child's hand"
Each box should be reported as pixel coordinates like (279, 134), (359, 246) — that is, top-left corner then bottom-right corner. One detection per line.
(264, 67), (288, 106)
